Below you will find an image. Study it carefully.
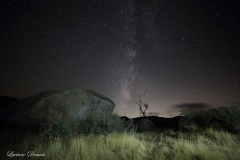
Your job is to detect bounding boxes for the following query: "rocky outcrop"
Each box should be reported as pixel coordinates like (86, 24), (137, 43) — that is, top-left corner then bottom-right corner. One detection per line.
(147, 116), (182, 128)
(118, 118), (134, 132)
(0, 88), (115, 131)
(134, 118), (155, 132)
(120, 116), (130, 122)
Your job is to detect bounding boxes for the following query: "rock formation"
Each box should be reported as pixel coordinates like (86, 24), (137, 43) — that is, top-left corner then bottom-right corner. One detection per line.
(120, 116), (130, 122)
(117, 116), (134, 132)
(147, 116), (182, 128)
(134, 118), (155, 132)
(0, 88), (115, 131)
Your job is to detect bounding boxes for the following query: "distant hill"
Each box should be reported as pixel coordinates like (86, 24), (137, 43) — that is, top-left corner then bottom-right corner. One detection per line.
(0, 96), (19, 111)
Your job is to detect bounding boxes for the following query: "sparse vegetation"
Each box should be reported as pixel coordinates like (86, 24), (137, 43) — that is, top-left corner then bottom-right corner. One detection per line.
(41, 111), (135, 137)
(41, 111), (80, 137)
(1, 103), (240, 160)
(179, 102), (240, 133)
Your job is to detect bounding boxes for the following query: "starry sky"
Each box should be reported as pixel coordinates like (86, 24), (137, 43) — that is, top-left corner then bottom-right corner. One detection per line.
(1, 0), (240, 118)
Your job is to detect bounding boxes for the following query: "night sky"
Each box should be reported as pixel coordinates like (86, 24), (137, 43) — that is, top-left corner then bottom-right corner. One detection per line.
(1, 0), (240, 118)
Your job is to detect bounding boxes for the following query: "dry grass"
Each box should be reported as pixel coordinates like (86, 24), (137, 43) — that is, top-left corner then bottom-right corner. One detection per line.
(1, 127), (239, 160)
(1, 104), (240, 159)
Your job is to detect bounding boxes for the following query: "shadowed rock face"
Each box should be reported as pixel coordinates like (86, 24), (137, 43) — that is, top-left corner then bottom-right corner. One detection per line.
(133, 116), (182, 129)
(0, 96), (19, 111)
(134, 118), (155, 132)
(120, 116), (130, 122)
(0, 88), (115, 131)
(118, 117), (134, 132)
(118, 116), (182, 132)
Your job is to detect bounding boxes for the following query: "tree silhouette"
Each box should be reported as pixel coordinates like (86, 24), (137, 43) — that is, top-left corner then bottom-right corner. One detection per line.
(135, 100), (149, 117)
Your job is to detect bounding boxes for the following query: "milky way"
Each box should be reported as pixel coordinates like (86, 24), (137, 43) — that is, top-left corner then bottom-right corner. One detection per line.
(1, 0), (240, 117)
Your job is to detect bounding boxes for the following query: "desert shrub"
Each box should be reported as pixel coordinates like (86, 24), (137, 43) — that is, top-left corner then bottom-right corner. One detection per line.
(179, 106), (197, 129)
(78, 113), (136, 135)
(41, 111), (80, 138)
(101, 112), (125, 132)
(106, 114), (137, 133)
(179, 103), (240, 133)
(208, 104), (240, 132)
(78, 113), (112, 135)
(195, 109), (214, 126)
(117, 118), (137, 134)
(41, 112), (136, 137)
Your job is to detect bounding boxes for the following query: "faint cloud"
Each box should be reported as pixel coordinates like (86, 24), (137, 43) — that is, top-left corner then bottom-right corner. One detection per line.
(172, 103), (212, 112)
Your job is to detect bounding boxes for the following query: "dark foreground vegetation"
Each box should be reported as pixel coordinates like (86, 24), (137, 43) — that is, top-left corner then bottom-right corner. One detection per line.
(1, 103), (240, 160)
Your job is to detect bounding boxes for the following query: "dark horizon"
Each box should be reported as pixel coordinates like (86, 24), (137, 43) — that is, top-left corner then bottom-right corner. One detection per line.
(1, 0), (240, 118)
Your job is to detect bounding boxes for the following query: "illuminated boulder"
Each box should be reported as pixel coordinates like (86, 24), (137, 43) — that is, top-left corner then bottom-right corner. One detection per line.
(0, 88), (115, 131)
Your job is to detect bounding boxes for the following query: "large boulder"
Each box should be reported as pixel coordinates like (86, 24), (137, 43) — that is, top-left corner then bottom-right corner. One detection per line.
(134, 118), (155, 132)
(147, 116), (182, 128)
(0, 88), (115, 131)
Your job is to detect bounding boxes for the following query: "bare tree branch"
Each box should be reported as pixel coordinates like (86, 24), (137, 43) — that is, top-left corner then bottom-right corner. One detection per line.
(135, 100), (149, 117)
